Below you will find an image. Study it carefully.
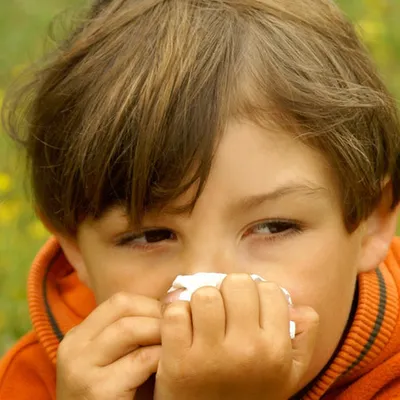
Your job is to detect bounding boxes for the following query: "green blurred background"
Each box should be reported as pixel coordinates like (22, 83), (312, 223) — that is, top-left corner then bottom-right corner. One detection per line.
(0, 0), (399, 356)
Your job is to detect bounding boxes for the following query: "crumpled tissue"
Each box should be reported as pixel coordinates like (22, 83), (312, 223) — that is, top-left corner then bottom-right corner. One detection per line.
(167, 272), (296, 339)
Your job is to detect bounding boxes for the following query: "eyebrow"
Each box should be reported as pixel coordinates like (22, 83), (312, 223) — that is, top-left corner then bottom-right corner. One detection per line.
(102, 181), (329, 222)
(156, 180), (329, 217)
(227, 181), (329, 215)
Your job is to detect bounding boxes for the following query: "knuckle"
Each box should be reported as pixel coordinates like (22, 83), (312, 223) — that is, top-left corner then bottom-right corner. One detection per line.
(114, 316), (135, 337)
(163, 302), (189, 323)
(258, 281), (286, 300)
(233, 341), (259, 362)
(134, 345), (158, 366)
(191, 286), (220, 304)
(259, 281), (282, 293)
(108, 291), (132, 312)
(223, 273), (253, 285)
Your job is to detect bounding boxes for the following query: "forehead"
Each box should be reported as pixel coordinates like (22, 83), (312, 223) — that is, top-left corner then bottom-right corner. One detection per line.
(206, 120), (336, 195)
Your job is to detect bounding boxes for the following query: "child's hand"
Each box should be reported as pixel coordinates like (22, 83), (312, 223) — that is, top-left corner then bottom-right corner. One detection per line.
(56, 292), (162, 400)
(155, 274), (319, 400)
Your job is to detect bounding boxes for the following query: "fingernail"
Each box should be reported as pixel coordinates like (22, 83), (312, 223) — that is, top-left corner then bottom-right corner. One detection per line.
(161, 288), (185, 305)
(290, 320), (296, 339)
(160, 288), (189, 315)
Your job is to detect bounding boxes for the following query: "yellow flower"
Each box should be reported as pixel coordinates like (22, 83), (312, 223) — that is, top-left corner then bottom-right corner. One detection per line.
(357, 19), (385, 43)
(0, 173), (12, 193)
(0, 200), (21, 225)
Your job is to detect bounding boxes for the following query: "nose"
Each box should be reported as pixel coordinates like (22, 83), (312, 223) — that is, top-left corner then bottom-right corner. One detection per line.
(181, 242), (240, 276)
(160, 238), (250, 309)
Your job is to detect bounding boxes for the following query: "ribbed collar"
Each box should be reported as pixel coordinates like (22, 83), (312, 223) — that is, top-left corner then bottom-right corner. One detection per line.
(28, 237), (96, 365)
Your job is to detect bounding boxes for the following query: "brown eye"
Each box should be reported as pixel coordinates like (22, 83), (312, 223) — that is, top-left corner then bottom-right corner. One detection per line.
(253, 221), (295, 234)
(117, 229), (176, 246)
(143, 229), (175, 243)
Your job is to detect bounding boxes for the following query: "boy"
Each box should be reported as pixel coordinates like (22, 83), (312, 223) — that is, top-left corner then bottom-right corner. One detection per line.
(1, 0), (400, 398)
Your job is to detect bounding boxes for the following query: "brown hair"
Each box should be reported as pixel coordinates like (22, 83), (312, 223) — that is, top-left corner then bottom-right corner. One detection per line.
(3, 0), (400, 236)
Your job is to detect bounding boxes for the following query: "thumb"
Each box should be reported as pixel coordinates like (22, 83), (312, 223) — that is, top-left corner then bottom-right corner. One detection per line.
(290, 305), (320, 373)
(160, 288), (186, 315)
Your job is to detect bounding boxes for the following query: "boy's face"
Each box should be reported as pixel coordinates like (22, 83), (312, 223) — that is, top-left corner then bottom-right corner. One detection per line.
(65, 120), (386, 387)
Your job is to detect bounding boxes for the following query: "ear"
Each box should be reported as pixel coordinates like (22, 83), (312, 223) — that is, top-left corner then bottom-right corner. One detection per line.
(55, 235), (92, 288)
(358, 180), (400, 273)
(36, 208), (92, 288)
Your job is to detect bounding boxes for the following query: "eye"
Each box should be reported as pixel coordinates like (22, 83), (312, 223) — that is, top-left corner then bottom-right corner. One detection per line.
(243, 219), (303, 240)
(117, 229), (176, 246)
(253, 221), (296, 234)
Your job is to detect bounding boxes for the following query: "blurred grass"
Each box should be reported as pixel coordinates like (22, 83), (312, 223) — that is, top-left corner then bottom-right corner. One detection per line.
(0, 0), (400, 356)
(0, 0), (84, 355)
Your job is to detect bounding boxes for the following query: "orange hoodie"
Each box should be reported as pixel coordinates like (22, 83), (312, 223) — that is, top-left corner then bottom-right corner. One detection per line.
(1, 236), (400, 399)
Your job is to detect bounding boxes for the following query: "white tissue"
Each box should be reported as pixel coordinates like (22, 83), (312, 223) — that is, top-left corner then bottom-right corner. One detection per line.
(168, 273), (296, 339)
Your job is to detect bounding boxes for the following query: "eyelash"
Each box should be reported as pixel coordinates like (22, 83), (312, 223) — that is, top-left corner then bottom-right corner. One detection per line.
(116, 219), (304, 251)
(245, 219), (303, 242)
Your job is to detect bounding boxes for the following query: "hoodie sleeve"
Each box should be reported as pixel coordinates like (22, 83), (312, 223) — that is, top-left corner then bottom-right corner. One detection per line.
(374, 379), (400, 399)
(0, 331), (56, 399)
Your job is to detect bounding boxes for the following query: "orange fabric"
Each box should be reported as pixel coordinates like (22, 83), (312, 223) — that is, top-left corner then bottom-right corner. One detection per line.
(1, 236), (400, 399)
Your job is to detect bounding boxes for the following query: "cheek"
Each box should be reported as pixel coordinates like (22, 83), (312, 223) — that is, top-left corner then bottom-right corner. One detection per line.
(284, 234), (361, 384)
(282, 231), (360, 326)
(245, 229), (361, 306)
(295, 247), (357, 339)
(81, 249), (178, 304)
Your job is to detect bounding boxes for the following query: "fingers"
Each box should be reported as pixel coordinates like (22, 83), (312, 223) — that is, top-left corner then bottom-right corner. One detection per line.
(258, 281), (291, 336)
(161, 301), (192, 359)
(190, 286), (225, 346)
(75, 292), (162, 341)
(90, 317), (162, 366)
(109, 344), (161, 390)
(161, 275), (306, 356)
(220, 274), (260, 337)
(290, 306), (319, 368)
(56, 293), (163, 399)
